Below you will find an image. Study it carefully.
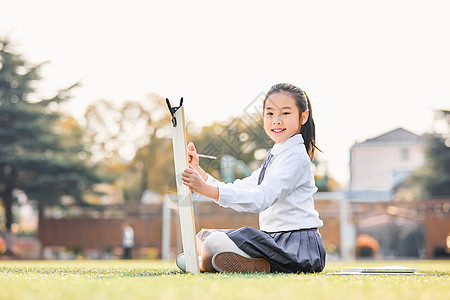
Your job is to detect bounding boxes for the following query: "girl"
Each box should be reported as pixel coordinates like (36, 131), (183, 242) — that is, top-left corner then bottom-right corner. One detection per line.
(179, 83), (326, 273)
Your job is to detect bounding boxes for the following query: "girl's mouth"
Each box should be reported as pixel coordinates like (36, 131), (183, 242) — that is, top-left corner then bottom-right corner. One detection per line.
(272, 128), (286, 133)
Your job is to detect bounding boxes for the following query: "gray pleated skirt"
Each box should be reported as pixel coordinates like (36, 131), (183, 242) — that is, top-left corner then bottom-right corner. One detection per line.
(225, 226), (326, 273)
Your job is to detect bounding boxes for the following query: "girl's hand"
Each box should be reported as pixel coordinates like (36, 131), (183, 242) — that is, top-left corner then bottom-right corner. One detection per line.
(181, 168), (204, 194)
(181, 167), (219, 201)
(187, 142), (199, 168)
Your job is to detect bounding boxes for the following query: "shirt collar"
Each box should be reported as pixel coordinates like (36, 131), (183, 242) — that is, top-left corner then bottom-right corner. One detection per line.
(270, 134), (304, 156)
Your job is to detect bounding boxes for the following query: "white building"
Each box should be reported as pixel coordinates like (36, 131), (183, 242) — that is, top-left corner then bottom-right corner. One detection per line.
(348, 127), (427, 202)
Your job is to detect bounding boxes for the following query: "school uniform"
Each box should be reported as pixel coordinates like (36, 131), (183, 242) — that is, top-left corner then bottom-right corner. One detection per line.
(203, 134), (326, 273)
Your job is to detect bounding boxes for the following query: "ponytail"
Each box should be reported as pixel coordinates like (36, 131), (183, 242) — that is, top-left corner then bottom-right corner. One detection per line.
(301, 91), (320, 161)
(264, 83), (321, 161)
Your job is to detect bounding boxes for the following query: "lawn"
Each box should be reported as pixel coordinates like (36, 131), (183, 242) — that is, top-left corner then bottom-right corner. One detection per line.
(0, 259), (448, 300)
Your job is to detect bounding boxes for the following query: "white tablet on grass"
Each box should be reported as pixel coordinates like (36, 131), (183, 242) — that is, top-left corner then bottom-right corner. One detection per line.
(327, 266), (423, 275)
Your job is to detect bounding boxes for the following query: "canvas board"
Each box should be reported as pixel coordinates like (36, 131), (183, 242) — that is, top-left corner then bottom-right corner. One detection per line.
(169, 101), (200, 274)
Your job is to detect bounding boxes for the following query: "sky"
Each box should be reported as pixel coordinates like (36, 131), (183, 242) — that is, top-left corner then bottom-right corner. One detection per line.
(1, 0), (449, 186)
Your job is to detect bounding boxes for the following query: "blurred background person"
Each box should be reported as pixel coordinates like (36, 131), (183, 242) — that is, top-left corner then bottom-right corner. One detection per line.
(121, 222), (135, 259)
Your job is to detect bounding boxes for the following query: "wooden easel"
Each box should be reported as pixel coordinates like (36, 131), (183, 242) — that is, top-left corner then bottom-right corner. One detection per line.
(166, 98), (200, 274)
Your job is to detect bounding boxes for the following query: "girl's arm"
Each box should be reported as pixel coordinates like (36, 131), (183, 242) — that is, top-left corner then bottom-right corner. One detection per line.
(204, 168), (260, 189)
(188, 141), (259, 189)
(216, 152), (313, 213)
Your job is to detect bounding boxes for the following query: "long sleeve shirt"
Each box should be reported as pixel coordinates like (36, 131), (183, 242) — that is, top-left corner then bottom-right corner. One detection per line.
(206, 134), (323, 232)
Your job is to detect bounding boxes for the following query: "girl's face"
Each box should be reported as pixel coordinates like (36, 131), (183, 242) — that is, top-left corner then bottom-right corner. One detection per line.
(263, 92), (308, 144)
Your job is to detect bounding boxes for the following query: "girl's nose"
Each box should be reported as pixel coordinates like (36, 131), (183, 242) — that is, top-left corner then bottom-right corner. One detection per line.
(272, 116), (282, 124)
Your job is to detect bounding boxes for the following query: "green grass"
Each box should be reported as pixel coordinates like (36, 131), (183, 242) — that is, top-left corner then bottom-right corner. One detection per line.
(0, 260), (448, 300)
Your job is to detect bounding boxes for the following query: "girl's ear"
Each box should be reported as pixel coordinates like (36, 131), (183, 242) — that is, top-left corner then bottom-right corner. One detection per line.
(301, 110), (309, 125)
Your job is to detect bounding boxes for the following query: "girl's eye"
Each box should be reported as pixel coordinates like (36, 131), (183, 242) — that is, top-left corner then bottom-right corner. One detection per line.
(265, 112), (273, 116)
(282, 112), (290, 115)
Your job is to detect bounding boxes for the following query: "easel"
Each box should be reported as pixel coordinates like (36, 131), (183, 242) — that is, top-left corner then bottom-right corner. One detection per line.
(166, 98), (200, 274)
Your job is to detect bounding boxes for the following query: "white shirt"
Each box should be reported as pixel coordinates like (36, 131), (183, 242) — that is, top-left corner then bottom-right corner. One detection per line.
(122, 226), (135, 248)
(206, 134), (323, 232)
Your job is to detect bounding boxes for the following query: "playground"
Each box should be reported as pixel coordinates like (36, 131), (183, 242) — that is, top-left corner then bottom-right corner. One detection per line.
(0, 259), (448, 300)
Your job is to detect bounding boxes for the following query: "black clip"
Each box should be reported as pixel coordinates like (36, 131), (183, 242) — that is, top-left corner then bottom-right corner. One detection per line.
(166, 97), (183, 127)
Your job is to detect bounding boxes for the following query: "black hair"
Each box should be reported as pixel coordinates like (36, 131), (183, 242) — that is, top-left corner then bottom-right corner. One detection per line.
(263, 83), (320, 161)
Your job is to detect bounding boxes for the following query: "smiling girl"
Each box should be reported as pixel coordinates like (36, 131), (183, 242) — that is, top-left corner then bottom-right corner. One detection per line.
(179, 83), (326, 273)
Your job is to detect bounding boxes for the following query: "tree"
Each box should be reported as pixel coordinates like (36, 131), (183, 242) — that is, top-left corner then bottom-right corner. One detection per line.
(408, 109), (450, 198)
(83, 95), (172, 201)
(0, 38), (106, 254)
(422, 134), (450, 196)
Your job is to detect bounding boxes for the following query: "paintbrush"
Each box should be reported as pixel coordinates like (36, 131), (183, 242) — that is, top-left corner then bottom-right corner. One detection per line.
(197, 154), (217, 160)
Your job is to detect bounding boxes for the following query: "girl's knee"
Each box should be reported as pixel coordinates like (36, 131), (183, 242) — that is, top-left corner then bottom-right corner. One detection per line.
(202, 231), (250, 257)
(202, 232), (229, 252)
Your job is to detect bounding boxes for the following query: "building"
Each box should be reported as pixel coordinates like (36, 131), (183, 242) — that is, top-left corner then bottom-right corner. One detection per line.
(343, 127), (450, 258)
(348, 127), (427, 202)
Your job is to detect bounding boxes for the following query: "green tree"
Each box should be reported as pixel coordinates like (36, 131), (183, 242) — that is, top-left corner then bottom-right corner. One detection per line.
(409, 110), (450, 198)
(0, 38), (106, 254)
(423, 134), (450, 196)
(83, 95), (171, 201)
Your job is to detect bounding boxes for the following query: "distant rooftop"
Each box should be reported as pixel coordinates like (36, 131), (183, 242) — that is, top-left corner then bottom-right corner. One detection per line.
(358, 127), (422, 145)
